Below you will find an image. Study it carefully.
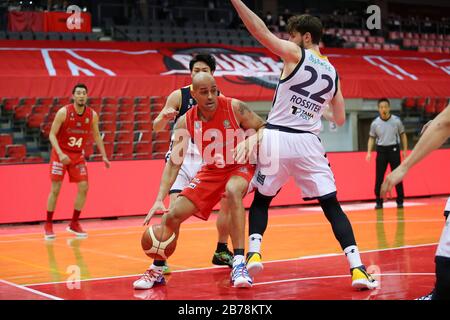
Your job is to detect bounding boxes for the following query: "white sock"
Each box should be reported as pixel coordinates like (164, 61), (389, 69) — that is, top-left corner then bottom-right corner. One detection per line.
(344, 245), (363, 269)
(150, 264), (164, 273)
(233, 255), (245, 267)
(248, 233), (263, 253)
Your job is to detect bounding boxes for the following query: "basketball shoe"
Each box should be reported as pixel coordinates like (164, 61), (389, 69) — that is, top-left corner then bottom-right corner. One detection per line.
(415, 290), (434, 300)
(44, 222), (55, 240)
(351, 265), (379, 290)
(246, 252), (263, 277)
(133, 267), (165, 290)
(66, 221), (88, 238)
(231, 263), (253, 288)
(212, 249), (233, 268)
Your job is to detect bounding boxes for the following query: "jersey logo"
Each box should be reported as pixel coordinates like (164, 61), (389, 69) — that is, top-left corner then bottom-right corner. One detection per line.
(76, 122), (82, 127)
(85, 118), (89, 124)
(256, 170), (266, 185)
(223, 120), (231, 129)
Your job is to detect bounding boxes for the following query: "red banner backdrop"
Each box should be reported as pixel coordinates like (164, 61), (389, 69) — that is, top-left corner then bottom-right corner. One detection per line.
(8, 12), (91, 32)
(1, 150), (449, 224)
(0, 41), (448, 100)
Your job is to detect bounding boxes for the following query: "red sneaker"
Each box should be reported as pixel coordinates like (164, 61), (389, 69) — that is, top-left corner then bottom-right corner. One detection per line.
(66, 222), (88, 238)
(44, 222), (55, 240)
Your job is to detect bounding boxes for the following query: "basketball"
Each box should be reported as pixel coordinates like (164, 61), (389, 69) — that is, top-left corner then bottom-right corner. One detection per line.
(141, 224), (177, 260)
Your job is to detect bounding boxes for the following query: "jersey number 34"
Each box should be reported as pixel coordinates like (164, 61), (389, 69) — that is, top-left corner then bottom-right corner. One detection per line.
(68, 137), (83, 148)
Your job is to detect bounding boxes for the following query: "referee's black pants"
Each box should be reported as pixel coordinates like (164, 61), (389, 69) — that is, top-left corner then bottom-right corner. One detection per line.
(375, 145), (404, 205)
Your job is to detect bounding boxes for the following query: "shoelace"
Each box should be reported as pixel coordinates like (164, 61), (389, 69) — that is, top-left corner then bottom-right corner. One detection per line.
(142, 269), (162, 282)
(232, 263), (249, 280)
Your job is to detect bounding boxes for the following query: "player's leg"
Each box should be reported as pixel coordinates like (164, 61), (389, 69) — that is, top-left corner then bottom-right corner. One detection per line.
(294, 134), (378, 290)
(212, 199), (233, 267)
(224, 174), (253, 287)
(66, 180), (89, 237)
(45, 180), (62, 239)
(246, 164), (288, 277)
(375, 151), (389, 209)
(134, 195), (198, 290)
(388, 150), (404, 208)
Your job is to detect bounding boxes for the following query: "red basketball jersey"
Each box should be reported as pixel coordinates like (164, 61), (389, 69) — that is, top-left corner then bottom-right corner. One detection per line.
(185, 96), (242, 168)
(57, 104), (93, 154)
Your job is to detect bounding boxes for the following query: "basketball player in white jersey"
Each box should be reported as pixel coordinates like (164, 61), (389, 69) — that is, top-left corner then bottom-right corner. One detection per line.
(382, 105), (450, 300)
(230, 0), (378, 290)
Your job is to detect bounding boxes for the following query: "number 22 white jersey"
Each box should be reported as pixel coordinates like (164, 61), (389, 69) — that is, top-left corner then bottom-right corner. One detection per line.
(267, 48), (339, 135)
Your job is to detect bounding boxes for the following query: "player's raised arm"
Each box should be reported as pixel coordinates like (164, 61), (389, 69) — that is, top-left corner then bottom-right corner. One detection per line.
(49, 107), (70, 165)
(153, 90), (181, 132)
(144, 115), (189, 225)
(91, 111), (110, 168)
(230, 0), (301, 64)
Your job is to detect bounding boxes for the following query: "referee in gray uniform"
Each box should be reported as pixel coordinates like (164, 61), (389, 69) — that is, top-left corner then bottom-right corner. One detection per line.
(366, 98), (408, 209)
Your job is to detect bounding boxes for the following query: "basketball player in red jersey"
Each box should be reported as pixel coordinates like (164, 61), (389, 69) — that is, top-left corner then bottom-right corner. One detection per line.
(44, 84), (110, 240)
(134, 73), (265, 289)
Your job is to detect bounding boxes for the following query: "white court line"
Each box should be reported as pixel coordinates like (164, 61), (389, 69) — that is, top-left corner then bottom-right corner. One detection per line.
(24, 242), (438, 287)
(253, 273), (435, 287)
(0, 279), (63, 300)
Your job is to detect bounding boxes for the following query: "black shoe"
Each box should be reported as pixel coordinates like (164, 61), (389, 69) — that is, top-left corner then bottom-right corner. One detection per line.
(397, 203), (404, 208)
(212, 249), (233, 268)
(375, 203), (383, 209)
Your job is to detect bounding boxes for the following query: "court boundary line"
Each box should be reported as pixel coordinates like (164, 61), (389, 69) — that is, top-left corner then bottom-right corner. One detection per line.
(24, 242), (438, 287)
(0, 279), (63, 300)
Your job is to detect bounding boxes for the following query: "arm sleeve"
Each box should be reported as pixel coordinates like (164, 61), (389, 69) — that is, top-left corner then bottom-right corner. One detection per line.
(369, 120), (377, 138)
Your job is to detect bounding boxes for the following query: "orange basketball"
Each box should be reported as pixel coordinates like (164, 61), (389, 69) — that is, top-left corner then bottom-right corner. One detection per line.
(141, 224), (177, 260)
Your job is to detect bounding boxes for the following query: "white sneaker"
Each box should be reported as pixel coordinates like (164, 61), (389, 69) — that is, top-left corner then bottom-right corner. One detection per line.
(133, 267), (165, 290)
(231, 263), (253, 288)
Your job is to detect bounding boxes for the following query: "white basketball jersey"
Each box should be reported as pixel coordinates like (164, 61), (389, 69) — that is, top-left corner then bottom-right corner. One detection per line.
(267, 48), (339, 135)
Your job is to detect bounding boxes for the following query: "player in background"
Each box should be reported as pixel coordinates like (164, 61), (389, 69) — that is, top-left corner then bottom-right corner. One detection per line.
(45, 83), (110, 240)
(381, 104), (450, 300)
(230, 0), (378, 290)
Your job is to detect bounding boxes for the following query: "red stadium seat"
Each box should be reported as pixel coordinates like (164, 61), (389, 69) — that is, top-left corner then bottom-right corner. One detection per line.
(116, 121), (134, 131)
(1, 97), (20, 112)
(40, 122), (52, 137)
(134, 152), (152, 160)
(135, 104), (151, 113)
(97, 141), (114, 158)
(117, 112), (134, 122)
(6, 144), (26, 160)
(134, 141), (152, 154)
(424, 98), (437, 115)
(14, 105), (33, 120)
(89, 154), (103, 161)
(114, 141), (133, 156)
(20, 97), (36, 107)
(101, 104), (118, 114)
(36, 97), (55, 106)
(403, 97), (416, 109)
(152, 152), (167, 159)
(376, 37), (385, 44)
(135, 112), (151, 122)
(403, 39), (412, 47)
(100, 121), (116, 132)
(151, 96), (166, 105)
(0, 157), (19, 164)
(367, 36), (376, 44)
(0, 133), (13, 147)
(119, 97), (134, 105)
(100, 112), (117, 123)
(88, 97), (102, 105)
(27, 113), (46, 128)
(134, 121), (152, 131)
(373, 43), (381, 50)
(102, 97), (117, 105)
(90, 104), (102, 114)
(436, 98), (448, 113)
(32, 104), (50, 115)
(55, 97), (72, 105)
(115, 130), (134, 143)
(151, 103), (164, 112)
(153, 130), (171, 142)
(113, 153), (134, 160)
(135, 130), (152, 142)
(152, 141), (170, 154)
(83, 143), (94, 158)
(416, 97), (428, 111)
(134, 96), (149, 105)
(101, 131), (115, 143)
(118, 104), (134, 114)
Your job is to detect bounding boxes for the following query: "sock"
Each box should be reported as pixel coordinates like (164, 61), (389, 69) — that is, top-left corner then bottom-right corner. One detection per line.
(344, 245), (363, 269)
(216, 242), (228, 253)
(248, 233), (263, 253)
(72, 209), (81, 223)
(434, 256), (450, 300)
(46, 211), (54, 223)
(152, 260), (166, 271)
(232, 251), (245, 267)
